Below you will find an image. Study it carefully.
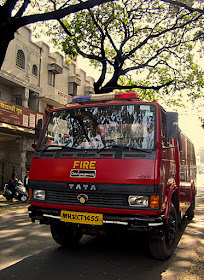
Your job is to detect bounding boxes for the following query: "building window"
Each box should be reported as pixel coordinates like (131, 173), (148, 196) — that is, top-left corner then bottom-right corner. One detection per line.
(16, 50), (25, 69)
(48, 71), (55, 87)
(161, 110), (167, 138)
(16, 96), (22, 106)
(32, 65), (38, 76)
(68, 82), (77, 96)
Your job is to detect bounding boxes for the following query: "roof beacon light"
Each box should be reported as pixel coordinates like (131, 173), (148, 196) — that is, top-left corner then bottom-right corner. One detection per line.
(72, 96), (91, 103)
(114, 92), (139, 100)
(72, 91), (139, 104)
(90, 93), (115, 102)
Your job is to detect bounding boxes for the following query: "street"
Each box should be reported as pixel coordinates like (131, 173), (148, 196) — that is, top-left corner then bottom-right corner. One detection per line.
(0, 176), (203, 280)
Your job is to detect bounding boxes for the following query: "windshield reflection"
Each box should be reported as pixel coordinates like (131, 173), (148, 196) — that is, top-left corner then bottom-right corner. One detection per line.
(39, 104), (156, 151)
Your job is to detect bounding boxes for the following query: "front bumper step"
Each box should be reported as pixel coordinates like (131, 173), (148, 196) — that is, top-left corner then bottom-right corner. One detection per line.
(28, 205), (165, 231)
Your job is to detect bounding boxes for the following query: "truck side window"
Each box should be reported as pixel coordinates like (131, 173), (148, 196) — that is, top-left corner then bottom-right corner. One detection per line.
(161, 110), (167, 145)
(180, 133), (187, 182)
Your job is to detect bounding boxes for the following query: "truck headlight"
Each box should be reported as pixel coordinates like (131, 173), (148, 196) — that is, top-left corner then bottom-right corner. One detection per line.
(33, 189), (45, 200)
(128, 195), (149, 207)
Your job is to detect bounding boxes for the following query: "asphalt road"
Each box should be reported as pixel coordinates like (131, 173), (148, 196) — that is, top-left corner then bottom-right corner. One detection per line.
(0, 176), (203, 280)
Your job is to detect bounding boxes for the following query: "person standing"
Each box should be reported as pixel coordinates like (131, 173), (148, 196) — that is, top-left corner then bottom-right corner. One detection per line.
(7, 172), (18, 201)
(24, 170), (29, 192)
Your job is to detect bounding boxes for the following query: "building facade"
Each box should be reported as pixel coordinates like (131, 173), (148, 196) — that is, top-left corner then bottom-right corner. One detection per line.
(0, 27), (94, 188)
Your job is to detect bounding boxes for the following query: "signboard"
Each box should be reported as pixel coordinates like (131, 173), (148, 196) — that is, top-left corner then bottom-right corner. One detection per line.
(56, 89), (71, 104)
(0, 99), (44, 129)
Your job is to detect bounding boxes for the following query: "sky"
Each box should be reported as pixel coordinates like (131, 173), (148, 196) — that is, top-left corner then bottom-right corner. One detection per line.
(179, 110), (204, 153)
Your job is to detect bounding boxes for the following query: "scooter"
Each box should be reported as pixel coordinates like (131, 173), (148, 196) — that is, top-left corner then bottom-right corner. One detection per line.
(3, 181), (28, 203)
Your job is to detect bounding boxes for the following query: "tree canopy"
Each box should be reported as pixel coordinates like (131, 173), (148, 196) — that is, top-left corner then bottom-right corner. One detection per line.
(160, 0), (204, 15)
(54, 0), (204, 102)
(0, 0), (114, 68)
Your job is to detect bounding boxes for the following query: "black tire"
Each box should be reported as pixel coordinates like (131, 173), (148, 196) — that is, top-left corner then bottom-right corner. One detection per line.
(186, 195), (195, 220)
(20, 195), (28, 203)
(149, 203), (178, 260)
(4, 194), (12, 201)
(50, 223), (83, 247)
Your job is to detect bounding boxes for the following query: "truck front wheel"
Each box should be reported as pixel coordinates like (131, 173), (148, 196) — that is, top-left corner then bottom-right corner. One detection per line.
(50, 223), (83, 247)
(149, 203), (178, 260)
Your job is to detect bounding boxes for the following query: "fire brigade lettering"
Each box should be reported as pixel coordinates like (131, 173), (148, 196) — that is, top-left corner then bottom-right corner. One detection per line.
(73, 161), (96, 169)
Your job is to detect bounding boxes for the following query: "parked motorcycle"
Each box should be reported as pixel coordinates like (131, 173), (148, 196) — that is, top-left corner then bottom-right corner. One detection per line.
(3, 181), (28, 203)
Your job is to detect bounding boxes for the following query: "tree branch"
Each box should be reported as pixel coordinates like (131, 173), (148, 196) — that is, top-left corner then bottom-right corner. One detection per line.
(122, 12), (202, 61)
(98, 80), (173, 94)
(58, 18), (106, 62)
(2, 0), (18, 14)
(58, 1), (72, 10)
(14, 0), (31, 18)
(58, 19), (72, 36)
(121, 32), (191, 76)
(94, 60), (107, 93)
(13, 0), (114, 28)
(104, 25), (118, 54)
(88, 9), (107, 91)
(160, 0), (204, 15)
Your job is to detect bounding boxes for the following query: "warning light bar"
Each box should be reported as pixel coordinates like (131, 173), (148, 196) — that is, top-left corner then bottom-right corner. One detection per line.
(72, 92), (140, 103)
(114, 92), (139, 99)
(72, 96), (91, 103)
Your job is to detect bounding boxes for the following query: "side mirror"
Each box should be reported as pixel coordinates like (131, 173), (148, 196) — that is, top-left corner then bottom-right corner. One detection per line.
(166, 112), (178, 140)
(34, 119), (42, 143)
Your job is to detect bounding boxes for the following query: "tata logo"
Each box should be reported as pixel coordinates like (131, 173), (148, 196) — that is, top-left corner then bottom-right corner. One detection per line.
(68, 183), (97, 191)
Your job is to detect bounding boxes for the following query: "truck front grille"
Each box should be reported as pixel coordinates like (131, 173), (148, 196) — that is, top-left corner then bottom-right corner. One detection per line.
(46, 190), (125, 208)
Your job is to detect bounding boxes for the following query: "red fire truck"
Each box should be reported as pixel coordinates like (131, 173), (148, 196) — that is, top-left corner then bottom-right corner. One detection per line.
(28, 92), (196, 260)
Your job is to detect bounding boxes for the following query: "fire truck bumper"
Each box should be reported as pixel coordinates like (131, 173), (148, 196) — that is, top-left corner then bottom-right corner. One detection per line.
(28, 205), (166, 232)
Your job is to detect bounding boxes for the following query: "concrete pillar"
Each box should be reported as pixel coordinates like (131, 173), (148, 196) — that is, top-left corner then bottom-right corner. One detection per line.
(18, 136), (27, 181)
(22, 87), (29, 108)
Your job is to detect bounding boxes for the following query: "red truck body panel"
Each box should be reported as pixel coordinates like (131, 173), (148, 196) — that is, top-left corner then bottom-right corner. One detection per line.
(29, 158), (155, 185)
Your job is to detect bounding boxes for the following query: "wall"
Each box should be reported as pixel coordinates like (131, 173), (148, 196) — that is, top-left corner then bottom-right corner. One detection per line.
(0, 26), (95, 187)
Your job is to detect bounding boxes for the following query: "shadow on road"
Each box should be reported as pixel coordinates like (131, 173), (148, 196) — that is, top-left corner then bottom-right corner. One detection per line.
(0, 194), (28, 210)
(0, 218), (192, 280)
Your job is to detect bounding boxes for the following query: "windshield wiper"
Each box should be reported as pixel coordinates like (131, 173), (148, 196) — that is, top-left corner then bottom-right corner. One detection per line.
(40, 145), (79, 153)
(97, 144), (151, 153)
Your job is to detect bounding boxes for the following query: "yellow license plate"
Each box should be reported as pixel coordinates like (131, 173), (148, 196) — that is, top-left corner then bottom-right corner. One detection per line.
(60, 210), (103, 225)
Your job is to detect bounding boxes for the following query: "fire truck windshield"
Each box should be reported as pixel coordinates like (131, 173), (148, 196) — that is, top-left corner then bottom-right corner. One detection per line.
(38, 104), (156, 151)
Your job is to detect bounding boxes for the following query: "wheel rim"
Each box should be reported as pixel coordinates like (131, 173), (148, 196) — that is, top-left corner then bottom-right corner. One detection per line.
(165, 214), (177, 249)
(21, 195), (28, 202)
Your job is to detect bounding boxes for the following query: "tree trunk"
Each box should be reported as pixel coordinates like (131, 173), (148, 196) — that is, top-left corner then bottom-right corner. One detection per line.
(0, 39), (12, 68)
(0, 22), (17, 68)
